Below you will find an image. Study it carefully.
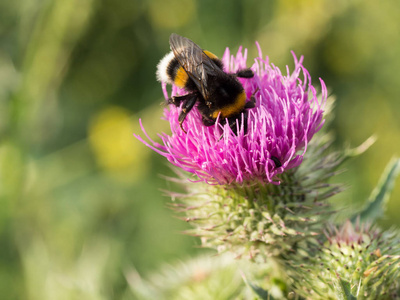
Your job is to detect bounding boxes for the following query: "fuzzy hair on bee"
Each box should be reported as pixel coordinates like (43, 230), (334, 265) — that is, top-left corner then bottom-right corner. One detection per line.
(156, 33), (256, 135)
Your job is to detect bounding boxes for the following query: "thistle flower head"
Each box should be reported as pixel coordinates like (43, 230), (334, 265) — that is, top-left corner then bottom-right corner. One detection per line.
(167, 127), (342, 259)
(288, 220), (400, 299)
(136, 44), (327, 185)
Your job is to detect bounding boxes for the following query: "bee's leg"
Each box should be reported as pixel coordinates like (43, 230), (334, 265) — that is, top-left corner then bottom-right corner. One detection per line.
(245, 97), (256, 109)
(178, 94), (198, 133)
(236, 68), (254, 78)
(226, 116), (240, 136)
(168, 93), (192, 107)
(201, 115), (215, 126)
(226, 110), (250, 136)
(245, 87), (259, 108)
(227, 118), (239, 136)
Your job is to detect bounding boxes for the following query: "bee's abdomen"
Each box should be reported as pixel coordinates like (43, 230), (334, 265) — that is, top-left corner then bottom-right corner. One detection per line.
(211, 90), (246, 119)
(156, 51), (190, 89)
(171, 64), (189, 88)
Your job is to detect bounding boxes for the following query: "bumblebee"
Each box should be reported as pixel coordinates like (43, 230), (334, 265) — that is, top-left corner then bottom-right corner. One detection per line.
(156, 33), (256, 135)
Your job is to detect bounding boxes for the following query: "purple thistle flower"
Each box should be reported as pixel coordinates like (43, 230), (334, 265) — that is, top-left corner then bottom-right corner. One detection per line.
(136, 44), (327, 185)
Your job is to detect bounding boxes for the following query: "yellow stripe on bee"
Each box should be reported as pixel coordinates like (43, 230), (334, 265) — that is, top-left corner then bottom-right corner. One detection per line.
(174, 66), (189, 88)
(203, 50), (218, 60)
(212, 90), (246, 119)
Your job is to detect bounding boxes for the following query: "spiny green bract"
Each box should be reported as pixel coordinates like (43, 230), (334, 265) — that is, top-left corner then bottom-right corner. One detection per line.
(287, 221), (400, 299)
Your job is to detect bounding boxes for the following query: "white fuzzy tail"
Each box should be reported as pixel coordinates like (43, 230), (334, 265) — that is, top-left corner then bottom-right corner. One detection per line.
(156, 51), (175, 84)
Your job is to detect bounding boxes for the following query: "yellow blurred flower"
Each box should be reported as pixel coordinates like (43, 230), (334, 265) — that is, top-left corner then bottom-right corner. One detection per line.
(89, 106), (149, 183)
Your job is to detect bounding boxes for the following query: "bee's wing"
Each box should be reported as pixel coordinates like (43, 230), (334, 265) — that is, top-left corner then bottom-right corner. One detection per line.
(169, 34), (220, 100)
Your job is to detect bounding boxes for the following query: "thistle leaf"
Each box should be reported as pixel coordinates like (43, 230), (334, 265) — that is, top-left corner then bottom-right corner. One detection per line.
(241, 271), (274, 300)
(337, 278), (357, 300)
(352, 157), (400, 223)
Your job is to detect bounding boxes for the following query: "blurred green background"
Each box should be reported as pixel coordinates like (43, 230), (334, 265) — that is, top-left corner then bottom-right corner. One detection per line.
(1, 0), (399, 298)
